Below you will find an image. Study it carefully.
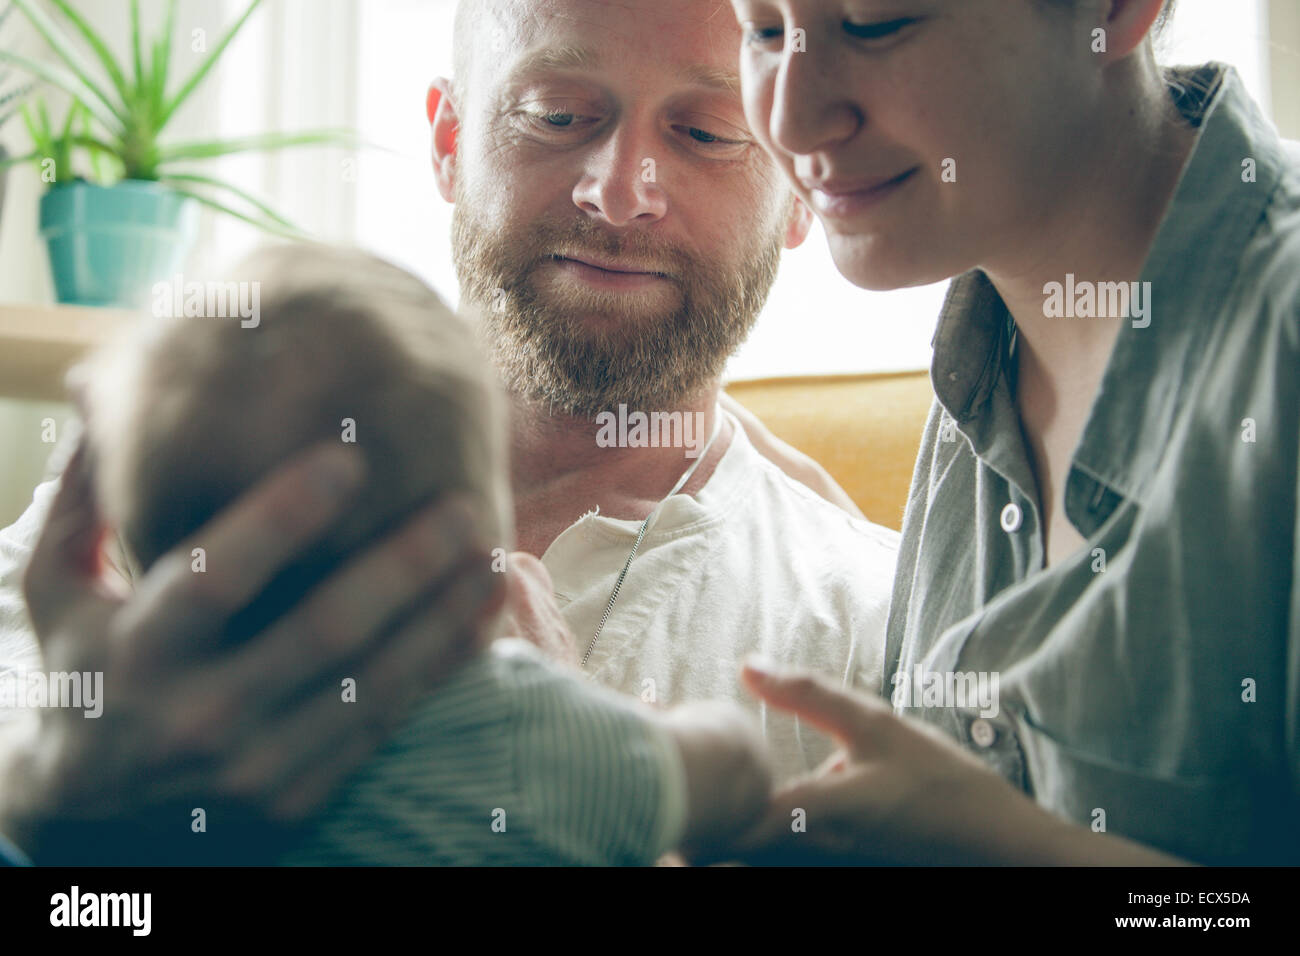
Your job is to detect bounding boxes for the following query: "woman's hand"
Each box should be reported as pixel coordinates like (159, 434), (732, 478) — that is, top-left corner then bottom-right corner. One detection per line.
(724, 661), (1187, 866)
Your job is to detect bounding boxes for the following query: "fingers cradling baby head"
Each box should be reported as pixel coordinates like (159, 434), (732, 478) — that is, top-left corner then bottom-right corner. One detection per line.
(79, 242), (513, 632)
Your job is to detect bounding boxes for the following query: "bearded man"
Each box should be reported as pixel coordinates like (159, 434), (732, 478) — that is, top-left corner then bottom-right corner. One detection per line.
(430, 0), (899, 777)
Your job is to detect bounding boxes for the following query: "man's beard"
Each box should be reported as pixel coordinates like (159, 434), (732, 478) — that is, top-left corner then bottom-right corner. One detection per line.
(452, 189), (784, 418)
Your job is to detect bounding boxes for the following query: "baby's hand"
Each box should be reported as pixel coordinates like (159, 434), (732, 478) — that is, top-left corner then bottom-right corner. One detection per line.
(656, 701), (773, 858)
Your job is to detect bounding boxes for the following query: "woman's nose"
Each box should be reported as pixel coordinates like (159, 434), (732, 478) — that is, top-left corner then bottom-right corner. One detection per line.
(769, 42), (862, 158)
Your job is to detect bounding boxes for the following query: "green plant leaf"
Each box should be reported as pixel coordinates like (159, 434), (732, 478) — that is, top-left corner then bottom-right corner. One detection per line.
(67, 132), (123, 160)
(19, 102), (48, 156)
(58, 95), (78, 140)
(156, 128), (360, 163)
(130, 0), (144, 88)
(0, 46), (122, 134)
(0, 149), (40, 170)
(158, 0), (265, 129)
(167, 185), (308, 240)
(161, 171), (299, 229)
(9, 0), (126, 127)
(43, 0), (132, 106)
(14, 96), (119, 184)
(78, 105), (110, 183)
(0, 79), (37, 129)
(0, 77), (36, 106)
(149, 0), (177, 122)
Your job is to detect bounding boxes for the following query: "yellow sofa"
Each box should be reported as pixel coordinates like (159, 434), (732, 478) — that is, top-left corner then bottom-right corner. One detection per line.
(725, 370), (935, 531)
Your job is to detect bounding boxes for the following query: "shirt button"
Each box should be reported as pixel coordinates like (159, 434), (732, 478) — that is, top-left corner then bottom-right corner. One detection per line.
(1000, 502), (1023, 533)
(970, 718), (997, 748)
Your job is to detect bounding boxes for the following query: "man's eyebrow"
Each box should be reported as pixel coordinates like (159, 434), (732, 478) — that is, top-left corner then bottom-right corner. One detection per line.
(505, 46), (739, 95)
(509, 45), (601, 78)
(679, 64), (741, 95)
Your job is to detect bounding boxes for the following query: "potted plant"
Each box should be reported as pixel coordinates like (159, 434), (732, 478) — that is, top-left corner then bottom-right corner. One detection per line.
(0, 0), (354, 307)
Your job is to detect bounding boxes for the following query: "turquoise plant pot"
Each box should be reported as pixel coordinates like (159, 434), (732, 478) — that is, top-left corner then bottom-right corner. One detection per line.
(39, 179), (198, 308)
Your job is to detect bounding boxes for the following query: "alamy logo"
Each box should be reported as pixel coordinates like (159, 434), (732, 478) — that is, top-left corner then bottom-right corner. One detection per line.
(50, 886), (151, 936)
(1042, 274), (1151, 328)
(594, 404), (708, 459)
(0, 669), (102, 718)
(152, 273), (261, 328)
(891, 664), (1000, 718)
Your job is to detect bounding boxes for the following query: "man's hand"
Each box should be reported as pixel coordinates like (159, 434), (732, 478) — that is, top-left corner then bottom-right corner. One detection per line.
(501, 552), (578, 666)
(2, 438), (504, 864)
(725, 661), (1188, 866)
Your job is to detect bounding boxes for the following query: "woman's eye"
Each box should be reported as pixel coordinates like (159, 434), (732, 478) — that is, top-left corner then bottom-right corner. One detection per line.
(843, 17), (916, 40)
(743, 25), (784, 47)
(542, 112), (576, 127)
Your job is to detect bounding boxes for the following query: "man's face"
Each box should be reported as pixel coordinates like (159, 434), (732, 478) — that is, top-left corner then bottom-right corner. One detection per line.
(444, 0), (798, 416)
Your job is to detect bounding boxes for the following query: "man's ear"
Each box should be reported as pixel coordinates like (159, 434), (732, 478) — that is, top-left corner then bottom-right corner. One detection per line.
(1096, 0), (1167, 63)
(428, 77), (460, 203)
(784, 195), (814, 250)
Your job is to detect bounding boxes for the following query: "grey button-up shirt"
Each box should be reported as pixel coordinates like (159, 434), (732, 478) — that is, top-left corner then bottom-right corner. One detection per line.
(883, 64), (1300, 864)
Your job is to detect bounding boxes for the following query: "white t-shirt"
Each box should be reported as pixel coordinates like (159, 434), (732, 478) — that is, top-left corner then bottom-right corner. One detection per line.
(544, 410), (899, 781)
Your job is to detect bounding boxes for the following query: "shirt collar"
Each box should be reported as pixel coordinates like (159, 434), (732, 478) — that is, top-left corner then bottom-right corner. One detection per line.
(931, 63), (1288, 501)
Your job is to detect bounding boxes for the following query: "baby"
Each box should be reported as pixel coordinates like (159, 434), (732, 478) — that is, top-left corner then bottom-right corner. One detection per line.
(77, 242), (772, 865)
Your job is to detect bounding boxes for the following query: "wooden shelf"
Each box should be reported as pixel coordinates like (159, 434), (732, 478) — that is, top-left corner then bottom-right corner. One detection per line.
(0, 303), (134, 402)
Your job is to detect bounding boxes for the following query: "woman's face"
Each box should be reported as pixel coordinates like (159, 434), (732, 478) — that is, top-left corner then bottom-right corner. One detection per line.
(730, 0), (1102, 290)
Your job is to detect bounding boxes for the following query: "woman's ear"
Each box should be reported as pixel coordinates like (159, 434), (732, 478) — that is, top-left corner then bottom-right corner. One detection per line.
(1096, 0), (1168, 63)
(428, 78), (460, 203)
(784, 195), (814, 250)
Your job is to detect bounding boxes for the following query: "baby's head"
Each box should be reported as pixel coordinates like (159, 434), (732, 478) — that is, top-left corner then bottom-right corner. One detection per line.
(79, 242), (511, 630)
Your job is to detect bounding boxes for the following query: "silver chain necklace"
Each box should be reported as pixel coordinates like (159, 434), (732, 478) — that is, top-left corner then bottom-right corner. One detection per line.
(579, 413), (724, 669)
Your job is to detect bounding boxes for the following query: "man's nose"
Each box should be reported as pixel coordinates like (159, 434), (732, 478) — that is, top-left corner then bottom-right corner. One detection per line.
(769, 43), (861, 158)
(572, 124), (669, 227)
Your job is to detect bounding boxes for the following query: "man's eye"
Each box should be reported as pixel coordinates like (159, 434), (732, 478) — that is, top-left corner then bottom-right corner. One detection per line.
(673, 125), (746, 151)
(519, 109), (598, 135)
(843, 17), (916, 40)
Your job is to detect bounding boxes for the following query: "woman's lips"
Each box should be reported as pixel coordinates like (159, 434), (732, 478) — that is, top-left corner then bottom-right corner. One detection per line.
(806, 167), (919, 220)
